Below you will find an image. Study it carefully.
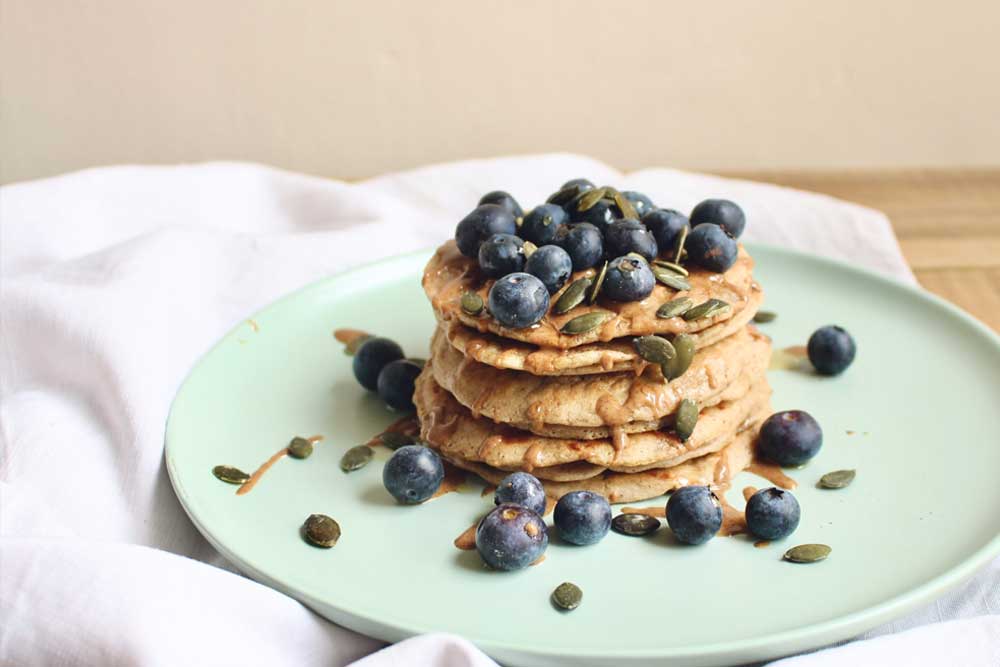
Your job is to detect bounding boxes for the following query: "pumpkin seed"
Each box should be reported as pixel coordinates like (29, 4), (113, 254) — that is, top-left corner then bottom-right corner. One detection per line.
(461, 292), (484, 316)
(575, 187), (608, 212)
(634, 335), (676, 367)
(675, 399), (698, 441)
(673, 224), (689, 263)
(561, 311), (612, 335)
(663, 333), (695, 380)
(212, 465), (250, 485)
(302, 513), (341, 548)
(553, 277), (592, 314)
(753, 310), (777, 323)
(523, 241), (538, 258)
(379, 431), (415, 450)
(588, 261), (608, 304)
(340, 445), (374, 472)
(682, 299), (731, 321)
(611, 513), (661, 536)
(551, 582), (583, 611)
(783, 543), (831, 563)
(344, 334), (374, 356)
(546, 184), (584, 207)
(614, 191), (638, 220)
(652, 265), (692, 291)
(652, 260), (689, 276)
(656, 297), (693, 319)
(287, 436), (314, 459)
(819, 469), (856, 489)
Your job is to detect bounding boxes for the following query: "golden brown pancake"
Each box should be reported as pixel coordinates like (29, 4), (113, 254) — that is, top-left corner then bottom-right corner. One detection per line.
(423, 240), (759, 349)
(430, 324), (771, 438)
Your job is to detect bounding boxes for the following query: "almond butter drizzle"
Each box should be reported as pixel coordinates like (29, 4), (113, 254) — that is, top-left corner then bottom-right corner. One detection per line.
(754, 540), (771, 548)
(747, 461), (798, 489)
(236, 434), (324, 496)
(481, 485), (497, 498)
(600, 353), (615, 371)
(521, 440), (546, 472)
(333, 328), (370, 344)
(621, 505), (666, 518)
(527, 401), (545, 433)
(530, 554), (546, 566)
(717, 497), (748, 536)
(430, 461), (466, 499)
(454, 523), (477, 550)
(742, 485), (759, 502)
(477, 434), (504, 460)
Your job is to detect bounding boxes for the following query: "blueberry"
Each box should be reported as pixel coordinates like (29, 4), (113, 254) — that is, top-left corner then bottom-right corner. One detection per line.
(665, 485), (722, 545)
(478, 190), (523, 219)
(745, 487), (800, 540)
(352, 337), (404, 391)
(487, 272), (550, 329)
(690, 198), (746, 238)
(685, 223), (739, 273)
(555, 223), (604, 271)
(568, 198), (623, 234)
(621, 191), (656, 218)
(758, 410), (823, 466)
(376, 359), (422, 411)
(642, 209), (690, 250)
(525, 245), (573, 294)
(455, 204), (517, 257)
(382, 445), (444, 504)
(561, 178), (595, 191)
(475, 503), (548, 570)
(807, 325), (857, 376)
(494, 472), (547, 516)
(521, 204), (568, 246)
(602, 255), (655, 302)
(605, 219), (658, 261)
(478, 233), (525, 278)
(553, 490), (611, 545)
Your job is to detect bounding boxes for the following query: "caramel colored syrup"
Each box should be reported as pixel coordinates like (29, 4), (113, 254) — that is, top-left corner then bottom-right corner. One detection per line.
(742, 486), (759, 502)
(236, 434), (324, 495)
(454, 523), (477, 550)
(600, 353), (615, 372)
(530, 554), (546, 566)
(717, 498), (748, 537)
(481, 485), (497, 497)
(754, 540), (771, 548)
(430, 461), (466, 499)
(747, 461), (798, 490)
(527, 401), (545, 433)
(621, 505), (666, 518)
(521, 441), (546, 472)
(543, 497), (556, 516)
(366, 415), (421, 447)
(333, 328), (370, 345)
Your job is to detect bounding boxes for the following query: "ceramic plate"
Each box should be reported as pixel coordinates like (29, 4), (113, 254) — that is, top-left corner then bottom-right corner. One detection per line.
(166, 244), (1000, 666)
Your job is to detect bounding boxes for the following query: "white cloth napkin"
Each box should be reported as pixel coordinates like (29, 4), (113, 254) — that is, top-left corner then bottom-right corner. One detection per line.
(2, 154), (997, 666)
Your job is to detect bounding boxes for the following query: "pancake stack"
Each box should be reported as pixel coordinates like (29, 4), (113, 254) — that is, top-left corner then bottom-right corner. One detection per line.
(415, 240), (773, 503)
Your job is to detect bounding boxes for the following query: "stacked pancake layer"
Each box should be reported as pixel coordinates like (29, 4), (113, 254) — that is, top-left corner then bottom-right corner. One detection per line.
(416, 240), (772, 503)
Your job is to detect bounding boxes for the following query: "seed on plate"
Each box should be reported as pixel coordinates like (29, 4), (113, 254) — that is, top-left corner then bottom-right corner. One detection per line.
(783, 543), (831, 563)
(652, 260), (689, 276)
(819, 469), (856, 489)
(523, 241), (538, 258)
(753, 310), (777, 323)
(551, 582), (583, 611)
(673, 224), (689, 264)
(287, 436), (314, 459)
(212, 465), (250, 485)
(553, 277), (593, 314)
(588, 261), (609, 304)
(546, 185), (583, 207)
(656, 297), (693, 319)
(561, 311), (612, 335)
(340, 445), (374, 472)
(302, 514), (341, 548)
(344, 334), (374, 356)
(675, 399), (698, 441)
(461, 292), (484, 316)
(663, 333), (695, 380)
(613, 191), (638, 220)
(611, 513), (661, 536)
(379, 432), (415, 450)
(652, 265), (692, 291)
(682, 298), (731, 321)
(575, 187), (608, 212)
(634, 335), (676, 366)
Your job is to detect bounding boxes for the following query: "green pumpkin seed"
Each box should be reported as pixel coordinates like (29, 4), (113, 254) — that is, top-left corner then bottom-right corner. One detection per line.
(753, 310), (777, 323)
(546, 184), (584, 207)
(652, 265), (692, 291)
(673, 224), (689, 263)
(634, 335), (676, 367)
(614, 191), (638, 220)
(340, 445), (374, 472)
(652, 260), (689, 276)
(461, 292), (484, 316)
(553, 277), (593, 314)
(212, 465), (250, 485)
(302, 513), (341, 548)
(344, 334), (374, 356)
(287, 436), (314, 459)
(561, 311), (612, 335)
(674, 399), (698, 441)
(656, 297), (694, 319)
(523, 240), (538, 258)
(551, 582), (583, 611)
(611, 513), (661, 536)
(819, 469), (856, 489)
(783, 543), (831, 563)
(682, 299), (731, 321)
(663, 333), (695, 380)
(379, 431), (415, 449)
(588, 261), (608, 304)
(575, 187), (608, 212)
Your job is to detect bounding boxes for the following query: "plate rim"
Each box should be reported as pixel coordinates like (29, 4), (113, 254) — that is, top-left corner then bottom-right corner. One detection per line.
(165, 242), (1000, 662)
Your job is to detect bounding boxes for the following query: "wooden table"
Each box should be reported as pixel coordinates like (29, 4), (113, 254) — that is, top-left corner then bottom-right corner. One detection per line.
(728, 169), (1000, 331)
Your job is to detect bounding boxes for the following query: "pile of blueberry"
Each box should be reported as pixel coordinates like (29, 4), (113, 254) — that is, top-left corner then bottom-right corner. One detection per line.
(351, 335), (423, 412)
(455, 181), (747, 329)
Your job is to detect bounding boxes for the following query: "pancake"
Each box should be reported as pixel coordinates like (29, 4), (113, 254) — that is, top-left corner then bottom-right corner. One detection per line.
(441, 284), (763, 375)
(430, 324), (771, 438)
(414, 364), (772, 475)
(423, 240), (759, 350)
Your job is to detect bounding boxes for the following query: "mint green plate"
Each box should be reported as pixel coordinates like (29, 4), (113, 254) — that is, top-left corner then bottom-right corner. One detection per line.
(166, 245), (1000, 666)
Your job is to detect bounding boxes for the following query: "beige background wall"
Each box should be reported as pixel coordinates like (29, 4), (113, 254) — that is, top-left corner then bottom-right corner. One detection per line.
(2, 1), (999, 185)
